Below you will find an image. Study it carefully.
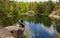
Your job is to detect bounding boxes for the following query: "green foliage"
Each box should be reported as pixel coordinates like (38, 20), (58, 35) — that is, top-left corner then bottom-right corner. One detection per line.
(0, 1), (20, 27)
(53, 2), (60, 11)
(0, 0), (60, 27)
(0, 0), (11, 27)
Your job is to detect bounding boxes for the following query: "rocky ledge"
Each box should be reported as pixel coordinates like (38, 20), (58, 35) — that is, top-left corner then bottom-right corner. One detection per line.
(49, 10), (60, 20)
(0, 24), (24, 38)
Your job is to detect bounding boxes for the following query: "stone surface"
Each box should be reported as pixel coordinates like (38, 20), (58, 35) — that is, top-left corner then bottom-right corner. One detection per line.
(4, 24), (24, 31)
(0, 24), (25, 38)
(4, 24), (20, 31)
(5, 37), (14, 38)
(49, 10), (60, 20)
(0, 28), (14, 38)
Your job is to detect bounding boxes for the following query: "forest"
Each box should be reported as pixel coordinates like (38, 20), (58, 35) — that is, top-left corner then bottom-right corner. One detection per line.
(0, 0), (60, 27)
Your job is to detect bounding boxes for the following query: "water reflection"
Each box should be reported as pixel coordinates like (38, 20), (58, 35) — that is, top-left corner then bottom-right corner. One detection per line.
(55, 21), (60, 33)
(49, 16), (60, 38)
(25, 22), (57, 38)
(21, 15), (52, 27)
(20, 15), (59, 38)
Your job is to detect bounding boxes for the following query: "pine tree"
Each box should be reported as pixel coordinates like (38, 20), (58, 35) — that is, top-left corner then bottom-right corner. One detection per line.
(0, 0), (10, 27)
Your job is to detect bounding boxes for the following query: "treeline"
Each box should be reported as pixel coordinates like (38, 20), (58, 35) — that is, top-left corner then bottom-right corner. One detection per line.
(9, 0), (60, 15)
(0, 0), (60, 27)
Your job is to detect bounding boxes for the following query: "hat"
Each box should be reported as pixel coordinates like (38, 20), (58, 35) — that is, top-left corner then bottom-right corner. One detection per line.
(17, 19), (23, 25)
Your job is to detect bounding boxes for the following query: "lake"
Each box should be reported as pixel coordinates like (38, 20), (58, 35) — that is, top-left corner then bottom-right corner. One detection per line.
(20, 15), (60, 38)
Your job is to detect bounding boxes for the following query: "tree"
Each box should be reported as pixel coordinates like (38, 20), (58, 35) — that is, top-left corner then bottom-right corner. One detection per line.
(0, 0), (11, 27)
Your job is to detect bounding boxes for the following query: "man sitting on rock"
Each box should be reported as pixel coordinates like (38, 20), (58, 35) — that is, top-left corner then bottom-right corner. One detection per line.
(17, 19), (25, 38)
(17, 19), (25, 31)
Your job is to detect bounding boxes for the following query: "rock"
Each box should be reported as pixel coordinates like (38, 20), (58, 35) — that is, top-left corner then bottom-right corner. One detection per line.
(5, 37), (14, 38)
(0, 28), (14, 38)
(0, 24), (25, 38)
(4, 24), (24, 31)
(4, 24), (20, 31)
(49, 10), (60, 20)
(22, 11), (35, 16)
(4, 24), (25, 38)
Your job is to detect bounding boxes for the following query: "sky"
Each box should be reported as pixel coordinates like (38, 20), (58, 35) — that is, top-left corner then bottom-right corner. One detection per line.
(11, 0), (59, 2)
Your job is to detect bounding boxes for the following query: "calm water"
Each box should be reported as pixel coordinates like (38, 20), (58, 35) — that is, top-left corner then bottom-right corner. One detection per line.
(20, 15), (60, 38)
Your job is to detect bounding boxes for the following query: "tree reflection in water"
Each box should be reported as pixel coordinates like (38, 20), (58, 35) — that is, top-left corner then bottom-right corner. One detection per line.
(20, 15), (60, 38)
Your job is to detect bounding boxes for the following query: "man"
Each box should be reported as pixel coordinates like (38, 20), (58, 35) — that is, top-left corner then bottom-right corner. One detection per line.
(17, 19), (25, 38)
